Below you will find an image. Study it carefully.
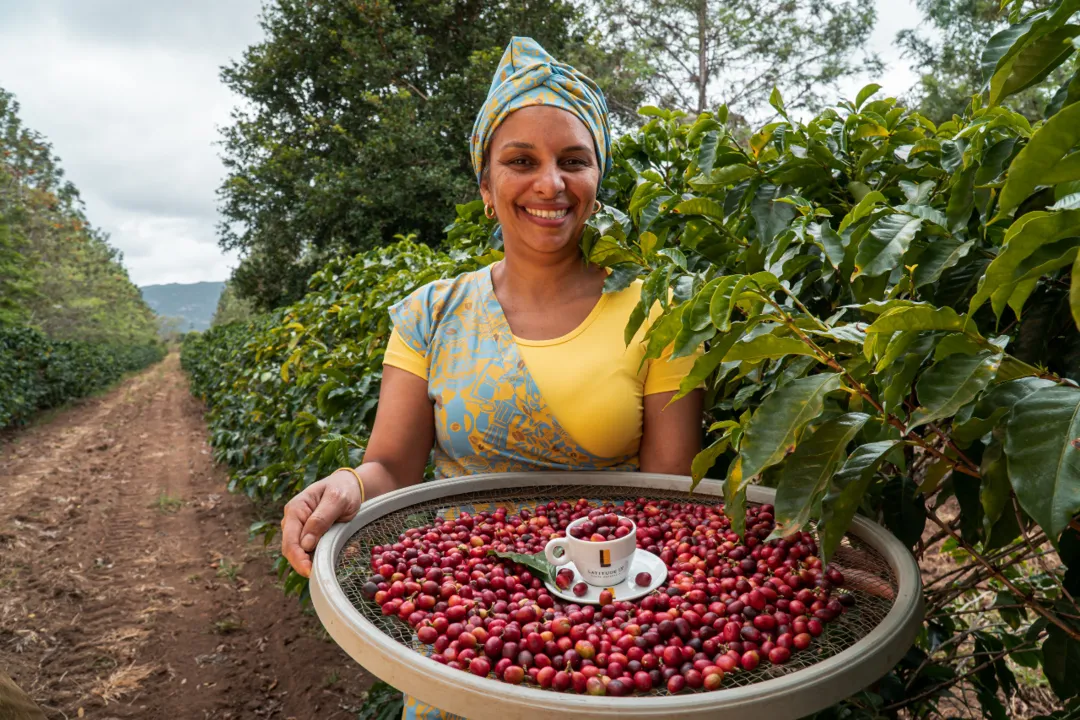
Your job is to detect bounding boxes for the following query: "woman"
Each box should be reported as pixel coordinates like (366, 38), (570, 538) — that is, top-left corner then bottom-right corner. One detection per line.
(280, 36), (703, 718)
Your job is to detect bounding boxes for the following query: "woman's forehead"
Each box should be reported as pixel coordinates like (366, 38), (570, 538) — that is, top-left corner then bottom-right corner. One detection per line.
(490, 106), (594, 151)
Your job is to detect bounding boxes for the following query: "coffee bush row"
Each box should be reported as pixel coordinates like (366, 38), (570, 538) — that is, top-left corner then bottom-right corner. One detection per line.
(0, 324), (165, 429)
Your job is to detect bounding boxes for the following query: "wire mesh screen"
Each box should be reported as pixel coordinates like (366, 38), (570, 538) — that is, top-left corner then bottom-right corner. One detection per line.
(335, 484), (899, 693)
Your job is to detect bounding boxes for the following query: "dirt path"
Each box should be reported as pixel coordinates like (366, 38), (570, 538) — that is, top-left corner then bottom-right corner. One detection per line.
(0, 354), (369, 719)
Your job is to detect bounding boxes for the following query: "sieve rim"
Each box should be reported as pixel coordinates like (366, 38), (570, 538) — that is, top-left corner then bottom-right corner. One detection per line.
(310, 472), (924, 720)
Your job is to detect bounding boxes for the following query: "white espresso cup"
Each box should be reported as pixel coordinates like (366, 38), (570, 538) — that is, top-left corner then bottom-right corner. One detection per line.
(545, 515), (637, 586)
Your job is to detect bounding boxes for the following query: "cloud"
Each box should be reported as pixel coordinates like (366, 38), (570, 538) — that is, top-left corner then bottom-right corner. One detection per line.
(0, 0), (262, 286)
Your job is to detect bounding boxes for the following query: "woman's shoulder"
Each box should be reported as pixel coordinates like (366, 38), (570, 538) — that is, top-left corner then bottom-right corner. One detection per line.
(395, 267), (484, 312)
(389, 267), (486, 353)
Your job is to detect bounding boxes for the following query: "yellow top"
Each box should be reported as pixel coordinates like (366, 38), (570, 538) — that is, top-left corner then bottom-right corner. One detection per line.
(384, 279), (701, 459)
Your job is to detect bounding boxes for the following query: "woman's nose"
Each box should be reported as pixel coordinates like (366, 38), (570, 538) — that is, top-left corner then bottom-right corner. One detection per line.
(533, 161), (566, 197)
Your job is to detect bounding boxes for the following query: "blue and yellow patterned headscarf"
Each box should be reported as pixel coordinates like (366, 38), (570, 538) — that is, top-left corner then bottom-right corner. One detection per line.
(470, 37), (612, 183)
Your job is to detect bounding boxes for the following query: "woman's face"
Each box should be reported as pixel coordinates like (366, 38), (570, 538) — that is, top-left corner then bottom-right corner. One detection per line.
(480, 105), (601, 258)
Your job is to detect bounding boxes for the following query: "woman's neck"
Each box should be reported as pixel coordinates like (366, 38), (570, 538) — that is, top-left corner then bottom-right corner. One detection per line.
(492, 243), (607, 307)
(489, 241), (610, 342)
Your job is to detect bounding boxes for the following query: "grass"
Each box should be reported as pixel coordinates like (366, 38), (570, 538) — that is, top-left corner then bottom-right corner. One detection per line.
(152, 492), (183, 514)
(215, 557), (242, 584)
(212, 617), (243, 634)
(324, 670), (341, 688)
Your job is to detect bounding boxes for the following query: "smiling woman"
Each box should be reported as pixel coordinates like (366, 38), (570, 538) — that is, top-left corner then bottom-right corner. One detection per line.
(279, 36), (704, 720)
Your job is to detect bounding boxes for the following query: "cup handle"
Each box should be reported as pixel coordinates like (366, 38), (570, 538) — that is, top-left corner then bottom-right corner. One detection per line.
(545, 537), (571, 567)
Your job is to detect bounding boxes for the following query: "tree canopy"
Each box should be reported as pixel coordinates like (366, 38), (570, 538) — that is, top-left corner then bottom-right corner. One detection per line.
(592, 0), (881, 122)
(218, 0), (650, 309)
(0, 89), (159, 345)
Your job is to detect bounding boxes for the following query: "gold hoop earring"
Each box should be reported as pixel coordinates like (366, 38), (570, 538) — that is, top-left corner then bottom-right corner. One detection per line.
(593, 200), (603, 214)
(484, 204), (496, 220)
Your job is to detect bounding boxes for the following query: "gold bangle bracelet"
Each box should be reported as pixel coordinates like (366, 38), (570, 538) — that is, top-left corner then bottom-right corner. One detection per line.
(336, 466), (366, 506)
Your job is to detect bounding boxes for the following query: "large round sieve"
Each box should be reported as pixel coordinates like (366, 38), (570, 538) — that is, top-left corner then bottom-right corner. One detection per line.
(311, 472), (923, 720)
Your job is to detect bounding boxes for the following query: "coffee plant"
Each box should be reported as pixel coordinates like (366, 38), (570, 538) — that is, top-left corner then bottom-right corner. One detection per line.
(181, 218), (498, 598)
(183, 3), (1080, 714)
(580, 3), (1080, 716)
(0, 324), (165, 429)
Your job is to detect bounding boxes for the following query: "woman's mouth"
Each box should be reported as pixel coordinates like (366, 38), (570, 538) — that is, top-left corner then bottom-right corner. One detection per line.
(520, 205), (571, 226)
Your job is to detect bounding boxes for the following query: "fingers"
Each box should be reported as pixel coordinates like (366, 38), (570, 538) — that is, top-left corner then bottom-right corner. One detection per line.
(282, 489), (318, 578)
(299, 482), (350, 555)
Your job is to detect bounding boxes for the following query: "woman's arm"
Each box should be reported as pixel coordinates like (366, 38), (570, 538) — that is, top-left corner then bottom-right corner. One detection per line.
(639, 389), (704, 475)
(282, 366), (434, 577)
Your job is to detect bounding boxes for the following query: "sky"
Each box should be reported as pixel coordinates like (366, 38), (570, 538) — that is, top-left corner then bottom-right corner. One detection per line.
(0, 0), (922, 288)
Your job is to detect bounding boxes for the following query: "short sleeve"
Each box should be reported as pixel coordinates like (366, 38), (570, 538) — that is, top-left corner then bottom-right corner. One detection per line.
(384, 328), (428, 380)
(387, 282), (438, 357)
(644, 341), (704, 395)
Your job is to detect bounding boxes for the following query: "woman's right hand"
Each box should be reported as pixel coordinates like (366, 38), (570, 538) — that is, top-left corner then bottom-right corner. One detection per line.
(281, 470), (363, 578)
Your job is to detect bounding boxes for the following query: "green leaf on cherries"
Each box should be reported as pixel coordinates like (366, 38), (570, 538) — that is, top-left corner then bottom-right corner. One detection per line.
(487, 549), (555, 585)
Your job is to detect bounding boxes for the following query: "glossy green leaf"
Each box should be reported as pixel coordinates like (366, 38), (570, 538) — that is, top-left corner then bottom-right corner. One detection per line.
(980, 439), (1012, 535)
(812, 222), (845, 270)
(723, 334), (818, 363)
(691, 436), (731, 486)
(752, 183), (797, 245)
(673, 197), (726, 218)
(855, 83), (882, 109)
(672, 279), (721, 358)
(739, 373), (842, 482)
(989, 25), (1080, 105)
(487, 549), (554, 584)
(945, 166), (976, 232)
(909, 351), (1002, 431)
(1004, 385), (1080, 540)
(969, 210), (1080, 318)
(980, 13), (1038, 83)
(689, 164), (757, 191)
(853, 214), (923, 279)
(1043, 624), (1080, 700)
(866, 305), (965, 335)
(1072, 251), (1080, 331)
(1051, 191), (1080, 210)
(709, 275), (746, 331)
(641, 305), (685, 364)
(774, 413), (870, 536)
(997, 102), (1080, 217)
(820, 440), (902, 563)
(672, 322), (749, 401)
(838, 191), (887, 233)
(898, 203), (948, 229)
(913, 239), (975, 288)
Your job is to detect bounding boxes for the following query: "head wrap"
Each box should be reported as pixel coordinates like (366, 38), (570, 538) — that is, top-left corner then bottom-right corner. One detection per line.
(470, 37), (612, 184)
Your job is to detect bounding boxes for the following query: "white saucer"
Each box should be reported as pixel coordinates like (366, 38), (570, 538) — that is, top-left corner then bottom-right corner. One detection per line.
(544, 549), (666, 604)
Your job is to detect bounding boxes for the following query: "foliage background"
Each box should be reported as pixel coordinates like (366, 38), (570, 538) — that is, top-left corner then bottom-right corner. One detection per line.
(179, 0), (1080, 717)
(0, 89), (164, 429)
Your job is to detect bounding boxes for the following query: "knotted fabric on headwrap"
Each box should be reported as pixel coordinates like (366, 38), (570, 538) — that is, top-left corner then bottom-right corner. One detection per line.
(470, 37), (612, 184)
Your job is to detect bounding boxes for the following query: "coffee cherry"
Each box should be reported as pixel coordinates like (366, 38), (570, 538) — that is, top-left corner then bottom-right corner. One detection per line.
(371, 497), (854, 694)
(768, 646), (791, 665)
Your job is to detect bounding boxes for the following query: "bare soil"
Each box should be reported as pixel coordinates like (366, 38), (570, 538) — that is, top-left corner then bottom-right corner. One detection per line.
(0, 355), (369, 719)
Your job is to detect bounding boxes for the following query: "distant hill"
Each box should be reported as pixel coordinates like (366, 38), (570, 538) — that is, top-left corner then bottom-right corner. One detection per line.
(140, 281), (225, 332)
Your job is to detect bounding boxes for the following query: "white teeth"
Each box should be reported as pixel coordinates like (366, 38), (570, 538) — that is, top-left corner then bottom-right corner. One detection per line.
(524, 207), (569, 219)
